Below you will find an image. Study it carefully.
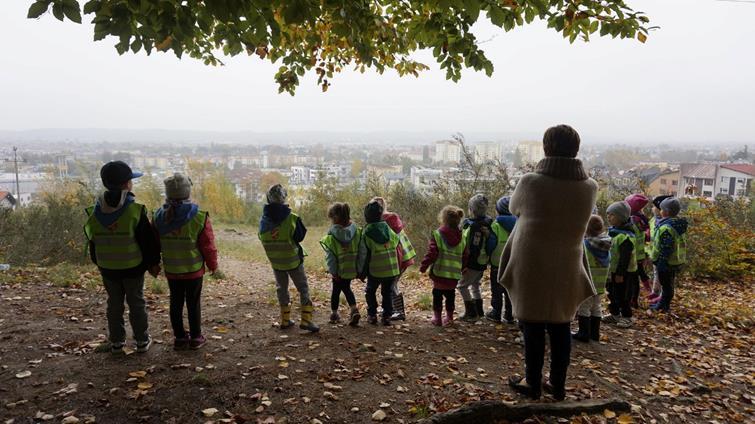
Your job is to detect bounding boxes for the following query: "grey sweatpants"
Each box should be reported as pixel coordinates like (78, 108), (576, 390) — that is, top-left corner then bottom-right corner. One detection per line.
(102, 275), (149, 344)
(273, 264), (311, 306)
(458, 269), (484, 302)
(577, 294), (602, 317)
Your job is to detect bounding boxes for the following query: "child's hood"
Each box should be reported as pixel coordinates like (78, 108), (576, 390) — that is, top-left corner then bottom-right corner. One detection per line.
(658, 217), (688, 236)
(364, 221), (392, 244)
(495, 215), (517, 233)
(93, 190), (135, 227)
(260, 203), (292, 233)
(328, 222), (358, 244)
(437, 225), (463, 247)
(463, 216), (493, 229)
(584, 234), (611, 267)
(608, 221), (635, 238)
(153, 201), (200, 236)
(382, 212), (404, 233)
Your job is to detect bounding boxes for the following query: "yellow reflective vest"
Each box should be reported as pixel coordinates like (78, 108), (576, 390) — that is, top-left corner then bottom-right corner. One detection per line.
(84, 202), (144, 270)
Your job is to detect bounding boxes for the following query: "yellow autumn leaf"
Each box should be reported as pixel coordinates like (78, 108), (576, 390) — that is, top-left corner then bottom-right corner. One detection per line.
(638, 32), (647, 43)
(137, 382), (153, 390)
(618, 414), (635, 424)
(129, 371), (147, 378)
(604, 409), (617, 419)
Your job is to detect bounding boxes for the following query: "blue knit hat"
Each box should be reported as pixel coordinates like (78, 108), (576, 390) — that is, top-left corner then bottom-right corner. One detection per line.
(496, 196), (511, 215)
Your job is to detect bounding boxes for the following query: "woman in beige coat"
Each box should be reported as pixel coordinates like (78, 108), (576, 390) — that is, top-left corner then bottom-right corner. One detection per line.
(498, 125), (597, 400)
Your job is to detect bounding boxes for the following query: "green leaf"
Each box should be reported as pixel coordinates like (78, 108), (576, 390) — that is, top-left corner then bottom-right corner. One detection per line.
(82, 0), (100, 14)
(130, 38), (142, 53)
(52, 2), (64, 21)
(62, 0), (82, 24)
(27, 1), (50, 19)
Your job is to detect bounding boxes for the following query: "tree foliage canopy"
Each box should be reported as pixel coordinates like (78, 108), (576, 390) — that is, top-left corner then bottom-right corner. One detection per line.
(28, 0), (651, 94)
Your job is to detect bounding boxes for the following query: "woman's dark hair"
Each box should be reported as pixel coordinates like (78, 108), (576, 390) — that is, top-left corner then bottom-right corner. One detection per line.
(327, 202), (351, 225)
(543, 124), (581, 158)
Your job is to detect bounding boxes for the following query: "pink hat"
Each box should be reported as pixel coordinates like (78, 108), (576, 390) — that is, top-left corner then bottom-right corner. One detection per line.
(624, 193), (649, 213)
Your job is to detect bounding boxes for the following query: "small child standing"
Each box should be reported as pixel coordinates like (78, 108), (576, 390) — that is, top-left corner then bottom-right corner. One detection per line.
(603, 201), (638, 328)
(419, 206), (468, 326)
(258, 184), (319, 332)
(486, 196), (517, 324)
(647, 195), (672, 304)
(650, 197), (688, 312)
(573, 215), (610, 343)
(319, 202), (361, 326)
(358, 200), (403, 325)
(152, 173), (218, 350)
(625, 194), (651, 308)
(459, 194), (493, 321)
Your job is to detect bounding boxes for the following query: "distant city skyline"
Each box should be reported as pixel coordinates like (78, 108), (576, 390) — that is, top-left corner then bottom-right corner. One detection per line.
(1, 1), (754, 144)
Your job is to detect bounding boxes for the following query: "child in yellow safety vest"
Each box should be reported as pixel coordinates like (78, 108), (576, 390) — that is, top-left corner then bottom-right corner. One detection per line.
(649, 197), (688, 313)
(258, 184), (319, 332)
(358, 200), (403, 326)
(419, 206), (468, 327)
(459, 194), (493, 322)
(320, 202), (362, 327)
(603, 201), (638, 329)
(572, 215), (610, 343)
(152, 173), (218, 350)
(646, 195), (672, 304)
(486, 196), (517, 324)
(84, 161), (161, 354)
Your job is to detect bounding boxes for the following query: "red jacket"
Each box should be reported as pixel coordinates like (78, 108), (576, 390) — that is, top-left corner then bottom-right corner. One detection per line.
(419, 225), (469, 290)
(383, 212), (416, 269)
(154, 215), (219, 280)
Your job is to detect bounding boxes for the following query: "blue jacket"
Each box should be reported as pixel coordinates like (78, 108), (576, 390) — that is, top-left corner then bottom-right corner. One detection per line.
(655, 217), (688, 272)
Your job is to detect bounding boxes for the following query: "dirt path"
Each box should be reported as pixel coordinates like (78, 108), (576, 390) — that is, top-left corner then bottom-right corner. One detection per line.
(1, 255), (752, 423)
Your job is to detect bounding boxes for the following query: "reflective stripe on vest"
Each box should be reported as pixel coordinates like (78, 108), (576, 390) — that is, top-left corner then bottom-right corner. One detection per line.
(363, 224), (401, 278)
(585, 243), (608, 294)
(431, 230), (465, 280)
(489, 221), (510, 267)
(258, 213), (303, 271)
(398, 230), (417, 261)
(650, 225), (687, 266)
(631, 223), (646, 261)
(463, 225), (490, 266)
(319, 228), (362, 280)
(84, 202), (144, 270)
(609, 231), (637, 273)
(157, 210), (207, 274)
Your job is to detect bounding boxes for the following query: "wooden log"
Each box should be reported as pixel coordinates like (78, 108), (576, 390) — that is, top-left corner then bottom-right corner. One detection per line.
(420, 398), (631, 424)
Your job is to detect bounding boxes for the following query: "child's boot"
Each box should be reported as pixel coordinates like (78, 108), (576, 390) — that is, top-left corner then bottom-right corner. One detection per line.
(474, 299), (485, 318)
(329, 310), (341, 324)
(299, 302), (320, 333)
(485, 308), (501, 323)
(641, 278), (651, 292)
(461, 301), (477, 322)
(571, 315), (590, 342)
(348, 306), (361, 327)
(589, 316), (601, 341)
(431, 309), (442, 326)
(390, 293), (406, 321)
(442, 308), (454, 327)
(280, 303), (295, 329)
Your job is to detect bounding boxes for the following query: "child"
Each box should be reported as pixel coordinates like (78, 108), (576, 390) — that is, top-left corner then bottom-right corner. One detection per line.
(573, 215), (610, 342)
(419, 206), (467, 326)
(649, 197), (688, 312)
(459, 194), (493, 321)
(258, 184), (319, 332)
(486, 196), (517, 324)
(647, 195), (672, 303)
(603, 201), (638, 328)
(84, 161), (160, 354)
(152, 173), (218, 350)
(319, 202), (361, 326)
(625, 194), (650, 307)
(358, 200), (402, 326)
(371, 197), (416, 321)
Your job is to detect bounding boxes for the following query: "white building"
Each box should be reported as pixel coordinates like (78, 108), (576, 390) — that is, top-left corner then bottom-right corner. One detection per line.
(0, 173), (47, 207)
(680, 163), (754, 200)
(474, 142), (502, 163)
(290, 166), (312, 185)
(410, 166), (444, 193)
(516, 141), (544, 165)
(434, 140), (462, 164)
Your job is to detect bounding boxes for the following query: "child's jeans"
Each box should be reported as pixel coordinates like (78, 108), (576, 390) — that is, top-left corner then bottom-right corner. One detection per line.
(490, 267), (513, 319)
(273, 264), (311, 306)
(365, 276), (394, 318)
(432, 288), (455, 312)
(331, 278), (356, 310)
(577, 294), (602, 318)
(458, 269), (484, 301)
(102, 275), (149, 344)
(168, 277), (203, 338)
(657, 267), (677, 310)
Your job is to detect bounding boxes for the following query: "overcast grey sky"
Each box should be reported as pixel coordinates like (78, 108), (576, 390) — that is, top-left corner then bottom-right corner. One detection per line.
(1, 0), (753, 144)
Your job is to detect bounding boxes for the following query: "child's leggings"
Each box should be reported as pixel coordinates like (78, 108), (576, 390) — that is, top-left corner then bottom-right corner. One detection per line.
(432, 288), (455, 312)
(457, 269), (484, 301)
(330, 278), (356, 310)
(273, 265), (311, 306)
(168, 277), (203, 338)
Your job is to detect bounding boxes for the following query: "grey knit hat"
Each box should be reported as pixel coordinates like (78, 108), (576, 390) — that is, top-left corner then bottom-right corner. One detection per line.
(266, 184), (287, 204)
(163, 173), (192, 200)
(660, 197), (681, 216)
(468, 193), (489, 218)
(606, 201), (631, 223)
